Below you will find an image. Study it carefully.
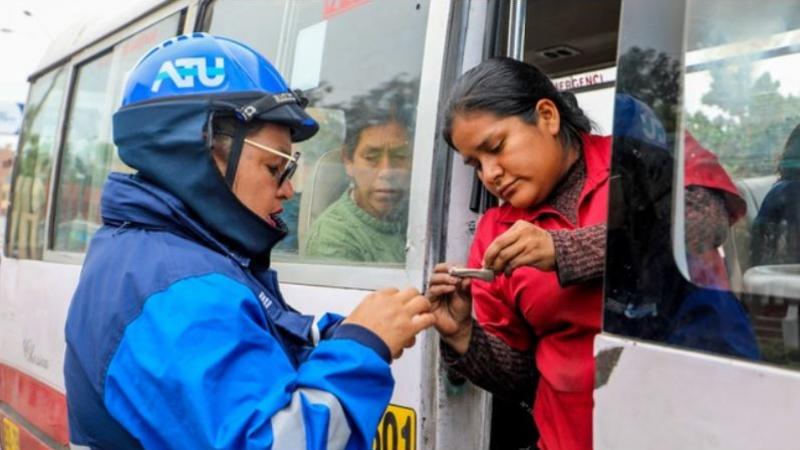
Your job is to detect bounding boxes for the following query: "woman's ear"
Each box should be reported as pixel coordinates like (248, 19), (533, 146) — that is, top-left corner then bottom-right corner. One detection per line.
(535, 98), (561, 136)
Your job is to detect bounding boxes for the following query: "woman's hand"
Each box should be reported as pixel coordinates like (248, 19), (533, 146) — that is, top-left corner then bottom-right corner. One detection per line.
(345, 288), (436, 360)
(483, 220), (556, 276)
(426, 263), (473, 355)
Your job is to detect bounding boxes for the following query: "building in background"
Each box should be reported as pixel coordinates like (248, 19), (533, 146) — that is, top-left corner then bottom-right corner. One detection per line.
(0, 101), (23, 245)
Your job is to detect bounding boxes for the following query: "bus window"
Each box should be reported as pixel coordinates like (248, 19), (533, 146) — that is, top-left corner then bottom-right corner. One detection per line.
(608, 0), (800, 367)
(0, 102), (22, 243)
(5, 67), (67, 260)
(51, 13), (182, 254)
(680, 0), (800, 365)
(203, 0), (428, 267)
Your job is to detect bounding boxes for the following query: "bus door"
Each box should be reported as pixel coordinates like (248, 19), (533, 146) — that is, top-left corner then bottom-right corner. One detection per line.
(597, 0), (800, 448)
(440, 1), (623, 448)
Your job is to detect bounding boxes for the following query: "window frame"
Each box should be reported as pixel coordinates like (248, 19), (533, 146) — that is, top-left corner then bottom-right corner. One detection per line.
(198, 0), (456, 290)
(604, 0), (694, 342)
(606, 0), (800, 368)
(676, 30), (800, 294)
(47, 48), (115, 256)
(2, 65), (71, 259)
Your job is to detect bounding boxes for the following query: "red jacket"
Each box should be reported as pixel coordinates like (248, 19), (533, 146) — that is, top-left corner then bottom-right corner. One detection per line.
(468, 134), (610, 450)
(684, 132), (746, 289)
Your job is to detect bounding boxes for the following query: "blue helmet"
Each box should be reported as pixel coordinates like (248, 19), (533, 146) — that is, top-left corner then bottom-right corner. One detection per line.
(120, 32), (318, 142)
(113, 33), (317, 261)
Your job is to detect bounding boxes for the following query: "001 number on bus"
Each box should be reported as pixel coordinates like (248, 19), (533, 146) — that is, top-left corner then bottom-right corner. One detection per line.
(372, 404), (415, 450)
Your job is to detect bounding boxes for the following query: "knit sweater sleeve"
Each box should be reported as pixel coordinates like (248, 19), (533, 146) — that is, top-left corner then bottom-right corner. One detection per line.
(550, 224), (607, 286)
(440, 318), (537, 402)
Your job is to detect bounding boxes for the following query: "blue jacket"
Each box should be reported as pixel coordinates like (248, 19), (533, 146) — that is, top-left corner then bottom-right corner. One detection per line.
(64, 173), (394, 449)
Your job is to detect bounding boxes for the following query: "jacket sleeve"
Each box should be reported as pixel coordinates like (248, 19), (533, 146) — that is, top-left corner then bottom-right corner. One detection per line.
(103, 273), (393, 450)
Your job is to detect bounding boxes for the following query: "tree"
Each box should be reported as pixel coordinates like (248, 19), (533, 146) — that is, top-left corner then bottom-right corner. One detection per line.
(687, 62), (800, 178)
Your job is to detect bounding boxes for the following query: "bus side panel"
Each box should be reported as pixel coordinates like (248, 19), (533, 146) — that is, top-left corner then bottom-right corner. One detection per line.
(0, 259), (79, 391)
(280, 283), (425, 449)
(594, 334), (800, 450)
(0, 258), (79, 447)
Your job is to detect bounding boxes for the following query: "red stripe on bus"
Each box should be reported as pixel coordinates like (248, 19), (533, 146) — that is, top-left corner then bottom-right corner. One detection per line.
(0, 363), (68, 446)
(0, 412), (64, 450)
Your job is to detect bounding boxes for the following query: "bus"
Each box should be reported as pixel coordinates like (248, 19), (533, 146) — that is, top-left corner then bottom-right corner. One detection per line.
(1, 0), (799, 449)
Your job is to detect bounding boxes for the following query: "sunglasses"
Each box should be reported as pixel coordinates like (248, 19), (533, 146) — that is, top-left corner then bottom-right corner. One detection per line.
(243, 138), (301, 188)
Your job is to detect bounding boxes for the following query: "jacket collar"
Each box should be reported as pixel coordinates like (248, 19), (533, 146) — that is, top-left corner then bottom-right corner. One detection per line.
(497, 133), (611, 224)
(112, 99), (286, 265)
(101, 173), (253, 267)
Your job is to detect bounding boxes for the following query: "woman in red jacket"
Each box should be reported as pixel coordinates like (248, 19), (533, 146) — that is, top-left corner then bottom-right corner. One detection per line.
(428, 57), (607, 450)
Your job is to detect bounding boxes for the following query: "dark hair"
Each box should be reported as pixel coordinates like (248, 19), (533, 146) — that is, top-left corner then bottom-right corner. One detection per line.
(335, 75), (418, 160)
(209, 115), (265, 163)
(441, 57), (593, 153)
(778, 123), (800, 181)
(343, 109), (411, 160)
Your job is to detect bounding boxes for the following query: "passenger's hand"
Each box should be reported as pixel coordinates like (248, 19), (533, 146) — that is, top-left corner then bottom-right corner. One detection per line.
(344, 288), (435, 360)
(426, 263), (473, 355)
(483, 220), (555, 276)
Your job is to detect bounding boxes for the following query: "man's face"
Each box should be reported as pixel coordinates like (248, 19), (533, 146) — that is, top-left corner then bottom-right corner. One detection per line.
(214, 122), (295, 226)
(345, 121), (412, 219)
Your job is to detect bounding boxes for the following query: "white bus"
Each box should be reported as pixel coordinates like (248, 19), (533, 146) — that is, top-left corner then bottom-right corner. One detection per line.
(2, 1), (800, 449)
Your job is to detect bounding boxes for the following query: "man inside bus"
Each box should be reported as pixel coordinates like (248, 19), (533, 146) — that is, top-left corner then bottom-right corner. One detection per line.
(304, 109), (412, 263)
(63, 34), (435, 450)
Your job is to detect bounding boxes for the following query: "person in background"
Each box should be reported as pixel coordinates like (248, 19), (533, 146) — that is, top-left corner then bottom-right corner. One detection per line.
(428, 57), (607, 450)
(304, 111), (412, 263)
(63, 34), (434, 450)
(752, 123), (800, 266)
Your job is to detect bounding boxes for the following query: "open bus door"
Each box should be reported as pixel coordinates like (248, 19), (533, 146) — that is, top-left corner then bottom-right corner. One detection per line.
(454, 1), (800, 448)
(596, 0), (800, 448)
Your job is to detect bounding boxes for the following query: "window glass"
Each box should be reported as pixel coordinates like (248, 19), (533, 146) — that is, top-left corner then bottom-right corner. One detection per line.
(610, 0), (800, 366)
(680, 0), (800, 366)
(5, 68), (67, 259)
(0, 102), (22, 249)
(205, 0), (429, 266)
(52, 14), (181, 253)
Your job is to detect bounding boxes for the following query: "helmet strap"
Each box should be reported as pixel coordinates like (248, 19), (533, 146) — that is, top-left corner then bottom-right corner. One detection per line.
(225, 123), (248, 187)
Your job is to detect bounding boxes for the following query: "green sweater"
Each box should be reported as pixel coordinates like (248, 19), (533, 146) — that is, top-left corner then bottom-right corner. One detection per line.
(304, 191), (407, 263)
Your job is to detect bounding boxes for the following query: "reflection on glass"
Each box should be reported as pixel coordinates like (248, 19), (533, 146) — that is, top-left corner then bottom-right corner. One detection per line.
(609, 85), (760, 360)
(207, 0), (429, 266)
(6, 68), (67, 259)
(53, 52), (113, 253)
(751, 125), (800, 266)
(0, 144), (14, 245)
(304, 116), (412, 263)
(276, 107), (346, 254)
(52, 15), (180, 253)
(681, 0), (800, 366)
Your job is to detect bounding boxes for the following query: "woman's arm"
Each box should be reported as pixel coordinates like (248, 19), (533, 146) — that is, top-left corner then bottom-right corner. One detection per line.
(440, 319), (537, 402)
(550, 223), (606, 286)
(685, 186), (730, 253)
